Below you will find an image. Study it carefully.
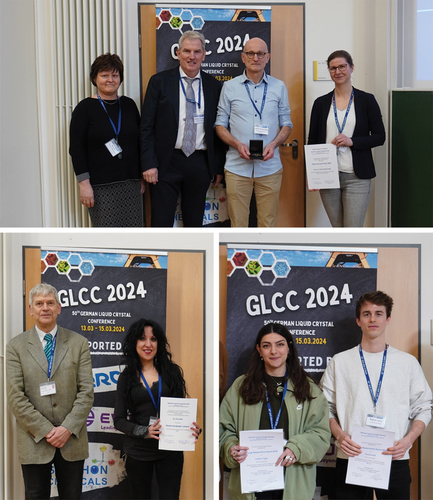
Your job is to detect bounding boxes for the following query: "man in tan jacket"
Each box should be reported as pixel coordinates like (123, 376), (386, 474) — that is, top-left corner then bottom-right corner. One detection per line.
(6, 283), (94, 499)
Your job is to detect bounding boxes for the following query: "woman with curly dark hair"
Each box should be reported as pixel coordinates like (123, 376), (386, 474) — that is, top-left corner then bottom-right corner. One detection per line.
(114, 318), (201, 499)
(219, 323), (331, 500)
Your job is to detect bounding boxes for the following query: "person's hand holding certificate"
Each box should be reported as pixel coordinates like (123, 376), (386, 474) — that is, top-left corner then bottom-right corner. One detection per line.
(239, 429), (285, 494)
(346, 425), (395, 490)
(158, 397), (198, 451)
(304, 144), (340, 190)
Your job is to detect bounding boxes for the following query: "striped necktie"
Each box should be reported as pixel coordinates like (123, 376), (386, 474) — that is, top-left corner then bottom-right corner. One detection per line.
(44, 334), (53, 360)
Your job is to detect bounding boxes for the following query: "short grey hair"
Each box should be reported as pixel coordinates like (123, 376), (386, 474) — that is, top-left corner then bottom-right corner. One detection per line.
(29, 283), (59, 306)
(178, 31), (205, 52)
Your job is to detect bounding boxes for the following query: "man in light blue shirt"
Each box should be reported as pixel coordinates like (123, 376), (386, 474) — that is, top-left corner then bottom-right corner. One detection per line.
(215, 37), (292, 227)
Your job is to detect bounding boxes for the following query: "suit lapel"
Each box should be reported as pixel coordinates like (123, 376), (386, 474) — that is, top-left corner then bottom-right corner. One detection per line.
(51, 326), (68, 378)
(171, 67), (180, 125)
(27, 327), (48, 373)
(202, 73), (211, 124)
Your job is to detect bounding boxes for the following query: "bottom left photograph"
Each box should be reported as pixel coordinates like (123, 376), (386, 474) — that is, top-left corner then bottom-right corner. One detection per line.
(1, 230), (216, 500)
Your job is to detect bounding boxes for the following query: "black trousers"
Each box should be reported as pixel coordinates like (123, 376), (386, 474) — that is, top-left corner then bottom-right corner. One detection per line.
(150, 149), (211, 227)
(21, 448), (84, 500)
(125, 452), (184, 500)
(334, 458), (411, 500)
(255, 489), (283, 499)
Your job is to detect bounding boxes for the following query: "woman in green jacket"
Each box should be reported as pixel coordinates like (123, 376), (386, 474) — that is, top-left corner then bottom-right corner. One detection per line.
(219, 323), (331, 500)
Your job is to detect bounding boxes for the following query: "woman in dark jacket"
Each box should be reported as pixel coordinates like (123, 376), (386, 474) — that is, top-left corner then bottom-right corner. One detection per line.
(308, 50), (385, 227)
(69, 53), (143, 227)
(114, 319), (201, 499)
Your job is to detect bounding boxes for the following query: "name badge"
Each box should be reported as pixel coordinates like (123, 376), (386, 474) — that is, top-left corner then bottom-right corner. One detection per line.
(194, 113), (204, 124)
(149, 416), (158, 426)
(366, 413), (386, 428)
(40, 381), (56, 396)
(254, 124), (269, 135)
(105, 138), (123, 157)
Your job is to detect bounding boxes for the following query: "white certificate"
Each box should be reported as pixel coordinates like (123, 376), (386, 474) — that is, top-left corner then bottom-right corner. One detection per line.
(304, 143), (340, 189)
(239, 429), (285, 494)
(346, 425), (395, 490)
(158, 397), (197, 451)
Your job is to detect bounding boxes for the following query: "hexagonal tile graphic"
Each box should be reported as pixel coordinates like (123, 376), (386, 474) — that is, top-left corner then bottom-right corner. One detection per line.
(56, 260), (70, 274)
(41, 252), (96, 282)
(231, 251), (248, 268)
(67, 268), (83, 282)
(45, 253), (58, 266)
(191, 16), (204, 30)
(170, 16), (182, 29)
(80, 260), (95, 276)
(180, 10), (193, 22)
(258, 269), (277, 286)
(245, 260), (262, 276)
(227, 250), (291, 285)
(273, 260), (291, 278)
(259, 252), (276, 268)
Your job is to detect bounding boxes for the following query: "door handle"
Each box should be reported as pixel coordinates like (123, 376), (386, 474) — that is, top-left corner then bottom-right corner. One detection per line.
(281, 139), (298, 159)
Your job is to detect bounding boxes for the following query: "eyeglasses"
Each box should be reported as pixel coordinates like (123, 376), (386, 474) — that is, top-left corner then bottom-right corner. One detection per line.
(329, 64), (349, 73)
(243, 51), (268, 59)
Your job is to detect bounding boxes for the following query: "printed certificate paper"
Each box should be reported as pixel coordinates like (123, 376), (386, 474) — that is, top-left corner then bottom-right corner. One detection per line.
(346, 425), (395, 490)
(239, 429), (285, 494)
(159, 397), (197, 451)
(304, 144), (340, 189)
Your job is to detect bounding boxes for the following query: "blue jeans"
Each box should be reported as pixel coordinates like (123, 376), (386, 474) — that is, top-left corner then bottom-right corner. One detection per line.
(320, 172), (371, 227)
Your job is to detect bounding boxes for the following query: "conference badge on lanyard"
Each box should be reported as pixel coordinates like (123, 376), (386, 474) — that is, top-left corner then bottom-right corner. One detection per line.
(141, 371), (162, 419)
(333, 88), (354, 153)
(98, 94), (123, 159)
(40, 336), (57, 396)
(265, 369), (288, 429)
(359, 344), (387, 428)
(105, 138), (123, 158)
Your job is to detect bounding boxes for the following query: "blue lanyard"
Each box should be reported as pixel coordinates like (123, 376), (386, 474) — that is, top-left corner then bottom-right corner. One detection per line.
(97, 94), (121, 140)
(359, 344), (387, 411)
(46, 334), (57, 380)
(244, 79), (268, 121)
(179, 73), (202, 109)
(140, 371), (162, 417)
(265, 369), (288, 429)
(332, 88), (354, 135)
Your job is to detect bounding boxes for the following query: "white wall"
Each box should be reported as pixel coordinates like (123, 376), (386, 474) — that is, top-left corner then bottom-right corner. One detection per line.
(0, 0), (43, 226)
(0, 0), (395, 227)
(0, 229), (217, 500)
(220, 228), (433, 498)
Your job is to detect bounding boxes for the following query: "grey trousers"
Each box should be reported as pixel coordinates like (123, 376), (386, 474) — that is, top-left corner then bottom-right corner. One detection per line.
(320, 171), (371, 227)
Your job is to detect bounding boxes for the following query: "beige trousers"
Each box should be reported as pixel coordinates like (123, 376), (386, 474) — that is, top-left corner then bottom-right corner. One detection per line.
(225, 168), (283, 227)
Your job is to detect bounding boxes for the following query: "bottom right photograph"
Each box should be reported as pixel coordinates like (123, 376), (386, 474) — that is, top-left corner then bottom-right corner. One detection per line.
(218, 231), (433, 500)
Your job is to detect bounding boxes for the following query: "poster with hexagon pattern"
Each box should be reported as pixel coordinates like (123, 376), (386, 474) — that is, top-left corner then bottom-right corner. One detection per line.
(225, 245), (378, 389)
(41, 248), (167, 499)
(155, 7), (271, 79)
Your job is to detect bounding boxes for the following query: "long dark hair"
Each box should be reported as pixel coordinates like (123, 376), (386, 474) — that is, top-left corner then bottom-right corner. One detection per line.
(121, 319), (188, 405)
(240, 323), (314, 405)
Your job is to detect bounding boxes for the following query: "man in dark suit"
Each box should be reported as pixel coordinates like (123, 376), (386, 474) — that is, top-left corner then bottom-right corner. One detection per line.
(141, 31), (225, 227)
(6, 283), (94, 499)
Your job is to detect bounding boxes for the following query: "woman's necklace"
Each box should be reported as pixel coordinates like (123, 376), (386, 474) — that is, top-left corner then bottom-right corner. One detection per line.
(270, 375), (285, 393)
(102, 97), (119, 105)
